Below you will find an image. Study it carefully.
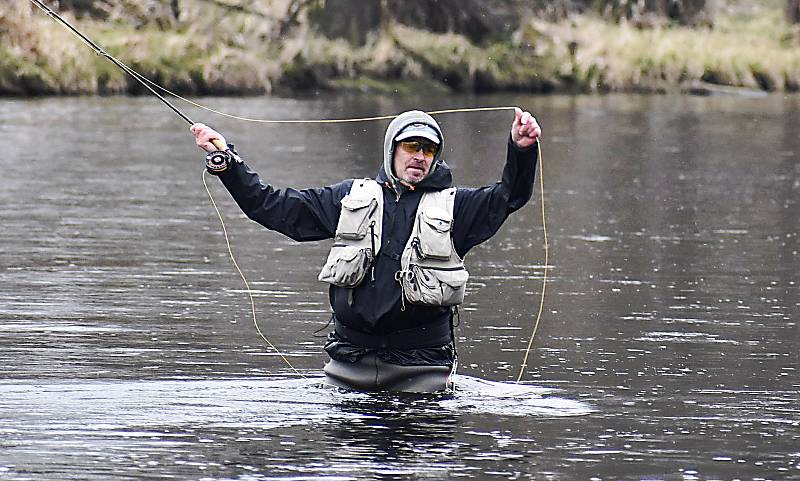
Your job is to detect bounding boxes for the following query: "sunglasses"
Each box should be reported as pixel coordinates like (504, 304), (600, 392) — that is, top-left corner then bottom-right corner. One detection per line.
(398, 140), (438, 158)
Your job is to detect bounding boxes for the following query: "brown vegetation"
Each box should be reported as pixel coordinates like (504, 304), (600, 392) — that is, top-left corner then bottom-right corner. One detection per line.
(1, 0), (798, 96)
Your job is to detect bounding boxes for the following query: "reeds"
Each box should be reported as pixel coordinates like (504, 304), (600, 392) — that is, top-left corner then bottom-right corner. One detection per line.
(526, 6), (800, 92)
(2, 0), (797, 95)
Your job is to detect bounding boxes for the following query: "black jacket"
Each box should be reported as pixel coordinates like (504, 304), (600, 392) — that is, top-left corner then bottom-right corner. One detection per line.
(217, 137), (538, 364)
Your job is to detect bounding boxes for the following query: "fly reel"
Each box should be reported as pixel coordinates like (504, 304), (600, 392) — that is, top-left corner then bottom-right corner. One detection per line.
(205, 149), (232, 174)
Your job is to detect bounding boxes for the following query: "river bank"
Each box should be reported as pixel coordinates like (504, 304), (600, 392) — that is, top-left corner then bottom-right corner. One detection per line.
(2, 0), (798, 96)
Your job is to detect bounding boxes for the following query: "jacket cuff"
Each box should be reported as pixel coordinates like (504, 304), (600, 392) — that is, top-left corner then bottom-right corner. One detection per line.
(217, 158), (244, 181)
(206, 142), (244, 176)
(508, 134), (538, 152)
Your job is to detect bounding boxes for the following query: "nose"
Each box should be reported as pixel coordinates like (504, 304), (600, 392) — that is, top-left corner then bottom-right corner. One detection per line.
(411, 146), (429, 160)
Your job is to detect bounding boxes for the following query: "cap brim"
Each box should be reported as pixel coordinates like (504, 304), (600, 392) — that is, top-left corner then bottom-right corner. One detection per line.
(394, 131), (440, 144)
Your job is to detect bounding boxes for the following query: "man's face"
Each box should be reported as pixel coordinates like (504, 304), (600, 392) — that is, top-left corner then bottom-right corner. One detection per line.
(392, 138), (438, 184)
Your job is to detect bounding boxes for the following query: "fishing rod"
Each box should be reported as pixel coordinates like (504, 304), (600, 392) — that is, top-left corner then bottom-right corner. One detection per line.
(28, 0), (233, 168)
(28, 0), (197, 126)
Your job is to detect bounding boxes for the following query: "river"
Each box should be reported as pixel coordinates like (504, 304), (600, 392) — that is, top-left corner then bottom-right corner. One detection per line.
(0, 92), (798, 480)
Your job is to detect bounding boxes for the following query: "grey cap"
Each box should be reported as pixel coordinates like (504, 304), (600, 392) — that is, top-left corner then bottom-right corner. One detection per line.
(394, 123), (441, 144)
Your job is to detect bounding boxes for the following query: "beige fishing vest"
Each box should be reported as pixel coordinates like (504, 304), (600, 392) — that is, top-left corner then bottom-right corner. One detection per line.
(319, 179), (469, 306)
(319, 180), (468, 306)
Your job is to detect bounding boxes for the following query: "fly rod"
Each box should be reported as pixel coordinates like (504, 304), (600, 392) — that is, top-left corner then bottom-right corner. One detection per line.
(28, 0), (195, 124)
(28, 0), (246, 151)
(28, 0), (230, 151)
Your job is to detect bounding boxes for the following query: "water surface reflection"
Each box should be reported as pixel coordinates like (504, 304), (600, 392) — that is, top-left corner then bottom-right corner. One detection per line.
(1, 93), (798, 479)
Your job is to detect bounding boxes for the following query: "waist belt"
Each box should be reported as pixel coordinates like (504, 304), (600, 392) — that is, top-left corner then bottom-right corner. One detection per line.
(334, 320), (452, 350)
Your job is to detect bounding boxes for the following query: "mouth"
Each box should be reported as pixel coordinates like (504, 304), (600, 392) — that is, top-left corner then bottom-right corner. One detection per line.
(406, 168), (426, 179)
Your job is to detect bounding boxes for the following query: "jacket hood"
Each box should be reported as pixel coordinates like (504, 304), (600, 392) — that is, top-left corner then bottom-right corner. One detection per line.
(378, 110), (452, 193)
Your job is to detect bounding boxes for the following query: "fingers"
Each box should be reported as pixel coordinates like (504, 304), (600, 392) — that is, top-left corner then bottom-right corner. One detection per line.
(518, 114), (539, 137)
(190, 123), (226, 152)
(528, 123), (542, 140)
(513, 108), (540, 133)
(511, 107), (542, 147)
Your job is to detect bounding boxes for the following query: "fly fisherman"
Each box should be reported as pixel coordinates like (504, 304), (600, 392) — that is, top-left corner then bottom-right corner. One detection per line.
(191, 108), (541, 392)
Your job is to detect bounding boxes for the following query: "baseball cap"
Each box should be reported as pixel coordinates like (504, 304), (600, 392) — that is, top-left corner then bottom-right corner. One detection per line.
(394, 123), (440, 144)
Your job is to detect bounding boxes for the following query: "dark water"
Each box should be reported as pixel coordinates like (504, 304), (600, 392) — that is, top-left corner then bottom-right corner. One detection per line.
(1, 93), (798, 480)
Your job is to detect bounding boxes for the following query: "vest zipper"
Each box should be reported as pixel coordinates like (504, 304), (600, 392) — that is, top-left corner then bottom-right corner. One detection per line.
(410, 264), (466, 271)
(369, 221), (376, 282)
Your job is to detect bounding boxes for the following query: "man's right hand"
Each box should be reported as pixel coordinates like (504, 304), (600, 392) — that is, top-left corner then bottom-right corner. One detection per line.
(510, 107), (541, 149)
(190, 123), (227, 152)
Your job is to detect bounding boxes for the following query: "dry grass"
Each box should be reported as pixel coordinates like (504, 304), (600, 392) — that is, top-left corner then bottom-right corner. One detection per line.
(525, 5), (800, 92)
(0, 0), (277, 95)
(2, 0), (798, 95)
(0, 4), (97, 94)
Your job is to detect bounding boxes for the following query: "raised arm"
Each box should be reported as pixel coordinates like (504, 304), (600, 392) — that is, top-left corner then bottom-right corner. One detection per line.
(191, 123), (349, 242)
(452, 108), (541, 256)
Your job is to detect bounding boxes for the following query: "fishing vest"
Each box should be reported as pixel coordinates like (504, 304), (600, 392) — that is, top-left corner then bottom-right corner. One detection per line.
(318, 178), (383, 288)
(318, 179), (469, 307)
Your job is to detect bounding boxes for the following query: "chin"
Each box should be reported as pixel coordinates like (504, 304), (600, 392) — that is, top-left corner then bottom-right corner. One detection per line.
(405, 171), (425, 182)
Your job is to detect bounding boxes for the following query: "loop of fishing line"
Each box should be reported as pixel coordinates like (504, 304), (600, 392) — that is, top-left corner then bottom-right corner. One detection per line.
(517, 141), (547, 384)
(114, 60), (520, 123)
(30, 0), (548, 381)
(202, 170), (306, 378)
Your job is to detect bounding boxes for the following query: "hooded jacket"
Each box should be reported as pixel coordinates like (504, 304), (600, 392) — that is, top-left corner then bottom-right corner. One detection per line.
(217, 111), (538, 365)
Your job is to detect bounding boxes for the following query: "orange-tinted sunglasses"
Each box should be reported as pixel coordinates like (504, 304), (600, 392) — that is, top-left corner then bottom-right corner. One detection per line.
(398, 140), (438, 158)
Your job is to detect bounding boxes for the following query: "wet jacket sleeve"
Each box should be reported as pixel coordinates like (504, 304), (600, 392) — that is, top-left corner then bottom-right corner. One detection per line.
(452, 138), (538, 257)
(217, 161), (351, 242)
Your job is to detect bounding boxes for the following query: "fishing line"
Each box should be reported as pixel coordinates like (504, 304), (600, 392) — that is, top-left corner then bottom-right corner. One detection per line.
(202, 170), (305, 378)
(31, 0), (516, 124)
(99, 63), (521, 123)
(27, 0), (195, 126)
(30, 0), (549, 381)
(517, 141), (547, 383)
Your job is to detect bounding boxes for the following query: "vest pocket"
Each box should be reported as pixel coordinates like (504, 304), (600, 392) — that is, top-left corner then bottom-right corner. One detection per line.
(318, 245), (372, 287)
(403, 265), (469, 306)
(337, 195), (378, 240)
(415, 208), (453, 260)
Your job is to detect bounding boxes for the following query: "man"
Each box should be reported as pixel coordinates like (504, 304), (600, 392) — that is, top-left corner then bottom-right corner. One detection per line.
(191, 107), (541, 392)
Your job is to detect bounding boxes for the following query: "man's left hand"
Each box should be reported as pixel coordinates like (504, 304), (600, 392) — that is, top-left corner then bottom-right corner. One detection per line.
(511, 107), (542, 149)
